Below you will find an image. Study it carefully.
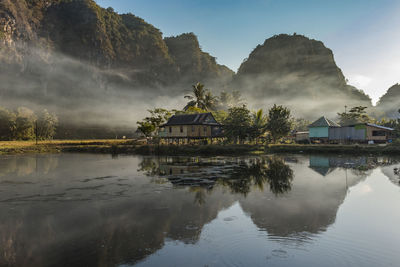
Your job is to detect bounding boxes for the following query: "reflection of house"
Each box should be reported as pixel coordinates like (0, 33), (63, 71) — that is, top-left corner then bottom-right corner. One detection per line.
(309, 155), (372, 176)
(308, 116), (340, 143)
(158, 162), (217, 188)
(159, 113), (222, 140)
(309, 156), (335, 176)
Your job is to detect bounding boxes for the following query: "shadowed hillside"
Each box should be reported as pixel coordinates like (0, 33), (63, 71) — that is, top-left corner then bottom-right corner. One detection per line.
(234, 34), (372, 118)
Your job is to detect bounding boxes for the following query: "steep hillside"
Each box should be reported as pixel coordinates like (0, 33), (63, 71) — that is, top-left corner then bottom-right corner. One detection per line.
(0, 0), (233, 130)
(165, 33), (234, 86)
(234, 34), (372, 118)
(377, 83), (400, 118)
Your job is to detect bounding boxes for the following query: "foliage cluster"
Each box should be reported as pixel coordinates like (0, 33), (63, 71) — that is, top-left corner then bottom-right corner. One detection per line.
(337, 106), (372, 125)
(0, 106), (58, 141)
(137, 82), (294, 144)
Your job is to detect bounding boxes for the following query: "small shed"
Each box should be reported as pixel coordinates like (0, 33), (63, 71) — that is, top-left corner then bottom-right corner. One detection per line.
(295, 131), (309, 143)
(308, 116), (340, 143)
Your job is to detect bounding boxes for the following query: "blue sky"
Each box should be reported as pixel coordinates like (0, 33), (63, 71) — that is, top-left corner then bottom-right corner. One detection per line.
(95, 0), (400, 104)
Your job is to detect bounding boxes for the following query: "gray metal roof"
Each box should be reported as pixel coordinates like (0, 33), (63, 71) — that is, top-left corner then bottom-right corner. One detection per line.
(366, 123), (394, 131)
(309, 116), (340, 128)
(162, 113), (221, 126)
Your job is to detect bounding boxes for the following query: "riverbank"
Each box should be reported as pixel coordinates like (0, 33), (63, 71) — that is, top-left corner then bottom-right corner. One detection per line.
(0, 141), (264, 156)
(266, 144), (400, 155)
(1, 141), (400, 156)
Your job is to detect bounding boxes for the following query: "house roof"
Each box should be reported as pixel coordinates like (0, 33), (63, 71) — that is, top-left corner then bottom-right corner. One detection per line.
(343, 123), (394, 131)
(366, 123), (394, 131)
(309, 116), (340, 128)
(162, 113), (221, 126)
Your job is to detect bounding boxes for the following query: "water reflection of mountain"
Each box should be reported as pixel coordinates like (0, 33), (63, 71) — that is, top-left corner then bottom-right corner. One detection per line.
(239, 157), (363, 238)
(0, 154), (397, 267)
(0, 154), (236, 267)
(381, 163), (400, 187)
(240, 155), (400, 238)
(139, 155), (365, 239)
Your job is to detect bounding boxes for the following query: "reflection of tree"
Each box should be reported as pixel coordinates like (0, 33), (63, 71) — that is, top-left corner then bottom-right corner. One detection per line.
(138, 157), (163, 176)
(220, 157), (293, 196)
(137, 156), (294, 199)
(189, 187), (212, 206)
(0, 155), (59, 178)
(265, 157), (294, 196)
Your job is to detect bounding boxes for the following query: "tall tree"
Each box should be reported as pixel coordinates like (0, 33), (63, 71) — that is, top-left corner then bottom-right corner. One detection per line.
(0, 107), (16, 141)
(265, 105), (292, 143)
(137, 108), (173, 137)
(184, 82), (218, 111)
(223, 105), (252, 144)
(184, 82), (207, 110)
(337, 106), (372, 125)
(15, 107), (36, 140)
(137, 122), (156, 138)
(250, 109), (268, 143)
(36, 109), (58, 140)
(204, 91), (218, 111)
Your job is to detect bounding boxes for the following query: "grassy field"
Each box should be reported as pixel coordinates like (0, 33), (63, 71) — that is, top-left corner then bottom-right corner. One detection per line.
(0, 140), (137, 154)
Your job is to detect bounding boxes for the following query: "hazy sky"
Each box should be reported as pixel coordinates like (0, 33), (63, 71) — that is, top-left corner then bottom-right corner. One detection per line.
(95, 0), (400, 104)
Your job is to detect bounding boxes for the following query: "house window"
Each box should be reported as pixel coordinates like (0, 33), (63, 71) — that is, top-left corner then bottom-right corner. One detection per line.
(180, 126), (183, 133)
(372, 130), (386, 136)
(169, 127), (172, 133)
(192, 126), (195, 132)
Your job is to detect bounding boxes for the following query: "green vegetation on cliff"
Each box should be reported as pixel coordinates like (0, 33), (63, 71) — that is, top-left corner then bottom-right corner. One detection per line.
(165, 33), (234, 85)
(234, 34), (372, 118)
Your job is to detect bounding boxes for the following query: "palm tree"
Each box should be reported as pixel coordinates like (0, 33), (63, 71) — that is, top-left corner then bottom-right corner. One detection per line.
(184, 82), (207, 110)
(184, 82), (217, 111)
(251, 109), (268, 143)
(204, 91), (218, 111)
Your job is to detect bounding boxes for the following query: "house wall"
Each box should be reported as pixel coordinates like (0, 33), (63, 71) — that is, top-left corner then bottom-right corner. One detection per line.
(295, 132), (309, 141)
(161, 125), (213, 138)
(187, 125), (211, 138)
(329, 127), (366, 141)
(165, 125), (188, 138)
(309, 127), (328, 138)
(366, 126), (390, 141)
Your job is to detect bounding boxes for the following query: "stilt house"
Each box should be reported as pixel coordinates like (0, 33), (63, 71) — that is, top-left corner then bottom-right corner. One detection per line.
(159, 113), (222, 141)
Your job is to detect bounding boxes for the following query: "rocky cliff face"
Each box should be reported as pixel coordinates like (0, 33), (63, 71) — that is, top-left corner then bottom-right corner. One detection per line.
(234, 34), (372, 118)
(0, 0), (233, 128)
(165, 33), (234, 87)
(0, 2), (378, 124)
(0, 0), (232, 89)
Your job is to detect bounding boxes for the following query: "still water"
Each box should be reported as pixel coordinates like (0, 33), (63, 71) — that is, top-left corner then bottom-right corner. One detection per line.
(0, 153), (399, 267)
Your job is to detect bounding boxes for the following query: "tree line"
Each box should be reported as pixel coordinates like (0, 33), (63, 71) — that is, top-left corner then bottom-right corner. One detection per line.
(138, 82), (400, 143)
(0, 106), (58, 141)
(137, 82), (294, 143)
